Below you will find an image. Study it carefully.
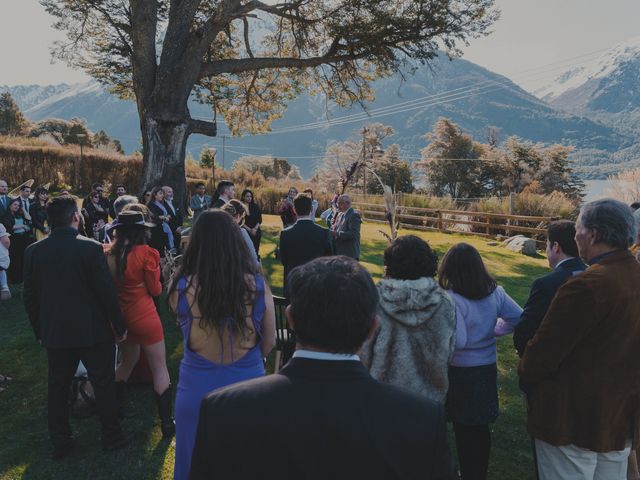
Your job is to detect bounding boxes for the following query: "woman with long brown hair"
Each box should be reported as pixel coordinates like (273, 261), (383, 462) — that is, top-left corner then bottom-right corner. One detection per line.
(221, 199), (260, 267)
(168, 210), (275, 480)
(29, 187), (50, 241)
(438, 243), (522, 480)
(106, 210), (174, 439)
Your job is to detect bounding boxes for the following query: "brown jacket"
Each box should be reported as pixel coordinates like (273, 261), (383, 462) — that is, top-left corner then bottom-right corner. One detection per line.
(519, 250), (640, 452)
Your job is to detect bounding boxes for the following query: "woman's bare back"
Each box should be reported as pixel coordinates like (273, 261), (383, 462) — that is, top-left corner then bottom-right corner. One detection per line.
(169, 275), (259, 365)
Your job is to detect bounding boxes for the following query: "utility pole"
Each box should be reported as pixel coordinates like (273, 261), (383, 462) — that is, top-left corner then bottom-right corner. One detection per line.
(76, 133), (87, 191)
(209, 148), (217, 183)
(361, 127), (368, 197)
(222, 135), (226, 172)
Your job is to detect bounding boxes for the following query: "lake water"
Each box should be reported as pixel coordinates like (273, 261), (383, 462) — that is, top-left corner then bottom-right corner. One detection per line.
(583, 179), (610, 201)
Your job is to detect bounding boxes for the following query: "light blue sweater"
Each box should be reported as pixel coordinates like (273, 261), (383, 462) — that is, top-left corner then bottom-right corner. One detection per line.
(447, 286), (523, 367)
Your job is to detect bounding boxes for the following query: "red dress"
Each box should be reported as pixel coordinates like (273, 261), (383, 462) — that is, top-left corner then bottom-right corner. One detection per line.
(116, 245), (164, 345)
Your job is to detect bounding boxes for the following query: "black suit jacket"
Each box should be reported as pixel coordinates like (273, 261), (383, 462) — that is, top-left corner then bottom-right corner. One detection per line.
(189, 358), (455, 480)
(513, 256), (587, 357)
(212, 198), (226, 209)
(163, 199), (184, 232)
(23, 227), (126, 348)
(279, 219), (332, 291)
(0, 195), (9, 219)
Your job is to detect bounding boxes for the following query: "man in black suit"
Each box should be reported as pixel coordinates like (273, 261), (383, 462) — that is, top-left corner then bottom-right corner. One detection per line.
(279, 193), (332, 295)
(189, 256), (455, 480)
(513, 220), (587, 358)
(23, 195), (131, 459)
(108, 184), (126, 219)
(0, 179), (10, 219)
(211, 180), (235, 209)
(162, 185), (184, 250)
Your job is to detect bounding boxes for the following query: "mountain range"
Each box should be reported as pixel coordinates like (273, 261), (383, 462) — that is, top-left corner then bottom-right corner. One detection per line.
(4, 40), (640, 180)
(534, 37), (640, 177)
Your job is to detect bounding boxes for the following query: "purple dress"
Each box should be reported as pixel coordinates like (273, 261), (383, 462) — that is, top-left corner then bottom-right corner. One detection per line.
(173, 275), (266, 480)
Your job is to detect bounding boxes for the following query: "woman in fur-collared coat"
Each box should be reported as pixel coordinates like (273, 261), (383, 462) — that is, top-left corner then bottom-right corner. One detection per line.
(360, 235), (456, 404)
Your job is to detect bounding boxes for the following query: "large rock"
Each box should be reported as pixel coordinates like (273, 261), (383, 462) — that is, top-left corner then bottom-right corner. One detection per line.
(503, 235), (537, 256)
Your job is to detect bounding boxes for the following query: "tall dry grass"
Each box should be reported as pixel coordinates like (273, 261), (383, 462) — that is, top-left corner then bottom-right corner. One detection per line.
(0, 139), (141, 193)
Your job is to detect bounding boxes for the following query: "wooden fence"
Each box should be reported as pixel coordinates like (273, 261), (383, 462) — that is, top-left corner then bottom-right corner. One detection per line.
(352, 196), (557, 246)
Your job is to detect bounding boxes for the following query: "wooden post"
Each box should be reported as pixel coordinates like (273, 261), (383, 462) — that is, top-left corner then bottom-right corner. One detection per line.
(506, 192), (516, 236)
(74, 154), (80, 190)
(437, 210), (443, 232)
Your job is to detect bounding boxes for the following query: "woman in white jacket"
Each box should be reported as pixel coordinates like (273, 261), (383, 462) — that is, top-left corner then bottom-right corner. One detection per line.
(360, 235), (456, 404)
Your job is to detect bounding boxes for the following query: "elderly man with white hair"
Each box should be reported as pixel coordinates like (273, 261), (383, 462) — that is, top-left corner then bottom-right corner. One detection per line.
(162, 186), (184, 251)
(519, 199), (640, 480)
(331, 194), (362, 260)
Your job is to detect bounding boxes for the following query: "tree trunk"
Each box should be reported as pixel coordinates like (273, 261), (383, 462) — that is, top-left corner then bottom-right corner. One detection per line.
(140, 116), (189, 209)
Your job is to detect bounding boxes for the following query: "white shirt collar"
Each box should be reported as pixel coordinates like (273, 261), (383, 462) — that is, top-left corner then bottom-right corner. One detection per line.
(293, 349), (360, 361)
(554, 257), (575, 269)
(295, 216), (315, 223)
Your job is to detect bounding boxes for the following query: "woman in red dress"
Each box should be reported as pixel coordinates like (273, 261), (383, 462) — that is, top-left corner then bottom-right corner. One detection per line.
(106, 210), (175, 438)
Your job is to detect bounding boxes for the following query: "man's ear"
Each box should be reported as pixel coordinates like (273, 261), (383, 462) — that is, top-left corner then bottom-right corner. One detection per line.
(285, 305), (295, 332)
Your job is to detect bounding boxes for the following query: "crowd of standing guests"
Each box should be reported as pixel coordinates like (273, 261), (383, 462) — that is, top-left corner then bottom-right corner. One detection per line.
(6, 173), (640, 480)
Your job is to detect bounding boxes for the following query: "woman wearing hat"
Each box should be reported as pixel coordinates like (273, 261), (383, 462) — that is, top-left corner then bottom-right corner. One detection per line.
(105, 210), (175, 438)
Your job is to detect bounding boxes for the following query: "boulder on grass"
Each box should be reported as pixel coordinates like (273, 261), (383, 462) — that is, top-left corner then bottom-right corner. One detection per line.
(503, 235), (537, 256)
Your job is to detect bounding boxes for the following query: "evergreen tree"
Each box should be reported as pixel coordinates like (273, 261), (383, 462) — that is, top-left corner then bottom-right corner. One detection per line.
(369, 144), (414, 193)
(200, 148), (217, 168)
(418, 118), (486, 198)
(0, 92), (28, 136)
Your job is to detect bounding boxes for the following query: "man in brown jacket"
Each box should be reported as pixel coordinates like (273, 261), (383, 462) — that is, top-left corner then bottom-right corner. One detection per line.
(519, 198), (640, 479)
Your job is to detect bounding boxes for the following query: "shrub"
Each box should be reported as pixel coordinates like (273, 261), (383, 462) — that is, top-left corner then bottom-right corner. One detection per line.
(0, 140), (140, 194)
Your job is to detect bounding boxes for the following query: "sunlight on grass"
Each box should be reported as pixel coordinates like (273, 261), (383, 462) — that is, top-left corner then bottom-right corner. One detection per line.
(0, 214), (548, 480)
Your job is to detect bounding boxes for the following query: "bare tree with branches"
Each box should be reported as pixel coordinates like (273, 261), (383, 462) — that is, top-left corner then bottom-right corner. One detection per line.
(41, 0), (498, 205)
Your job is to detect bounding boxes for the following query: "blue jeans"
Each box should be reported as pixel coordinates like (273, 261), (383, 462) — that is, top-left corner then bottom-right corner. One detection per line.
(0, 269), (8, 290)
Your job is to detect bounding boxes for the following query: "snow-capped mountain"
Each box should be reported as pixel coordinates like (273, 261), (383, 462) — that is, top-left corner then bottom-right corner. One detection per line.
(534, 37), (640, 138)
(1, 83), (71, 112)
(3, 54), (639, 179)
(535, 36), (640, 102)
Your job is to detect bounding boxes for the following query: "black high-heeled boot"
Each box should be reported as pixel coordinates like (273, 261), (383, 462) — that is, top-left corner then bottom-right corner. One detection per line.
(155, 385), (175, 439)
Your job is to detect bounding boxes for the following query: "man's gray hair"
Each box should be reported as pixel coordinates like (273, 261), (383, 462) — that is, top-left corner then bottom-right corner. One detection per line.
(113, 195), (138, 216)
(578, 198), (637, 249)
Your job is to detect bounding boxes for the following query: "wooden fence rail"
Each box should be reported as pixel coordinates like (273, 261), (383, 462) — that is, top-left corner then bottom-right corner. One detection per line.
(353, 198), (557, 246)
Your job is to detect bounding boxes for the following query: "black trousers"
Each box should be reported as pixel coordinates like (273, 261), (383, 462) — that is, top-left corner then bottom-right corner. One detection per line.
(47, 342), (121, 448)
(8, 233), (31, 284)
(452, 422), (491, 480)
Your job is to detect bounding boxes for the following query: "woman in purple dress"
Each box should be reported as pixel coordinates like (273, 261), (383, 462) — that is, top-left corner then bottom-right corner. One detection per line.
(168, 210), (276, 480)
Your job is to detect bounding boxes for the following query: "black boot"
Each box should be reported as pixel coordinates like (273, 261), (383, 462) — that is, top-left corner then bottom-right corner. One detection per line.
(155, 386), (175, 439)
(115, 381), (135, 418)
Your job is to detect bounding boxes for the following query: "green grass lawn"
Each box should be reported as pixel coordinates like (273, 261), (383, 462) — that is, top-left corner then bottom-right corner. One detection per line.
(0, 215), (549, 479)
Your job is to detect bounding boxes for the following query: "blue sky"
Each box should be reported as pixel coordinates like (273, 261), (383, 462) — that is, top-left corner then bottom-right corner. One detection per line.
(2, 0), (640, 89)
